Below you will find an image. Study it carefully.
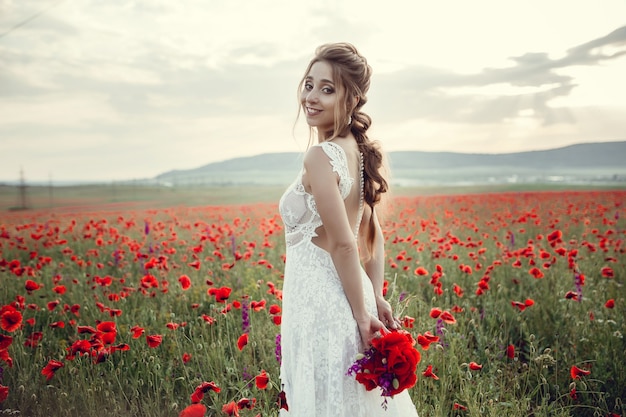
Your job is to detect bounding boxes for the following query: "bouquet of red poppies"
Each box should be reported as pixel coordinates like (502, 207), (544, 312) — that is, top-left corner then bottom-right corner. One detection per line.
(347, 329), (420, 401)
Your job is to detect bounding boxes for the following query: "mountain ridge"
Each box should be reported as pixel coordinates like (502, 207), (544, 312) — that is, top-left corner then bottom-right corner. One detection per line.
(155, 141), (626, 186)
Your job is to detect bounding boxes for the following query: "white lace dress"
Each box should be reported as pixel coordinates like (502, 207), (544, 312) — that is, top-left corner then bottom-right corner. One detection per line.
(278, 141), (418, 417)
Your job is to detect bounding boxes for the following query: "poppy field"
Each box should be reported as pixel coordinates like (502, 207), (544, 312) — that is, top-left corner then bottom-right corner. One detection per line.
(0, 189), (624, 417)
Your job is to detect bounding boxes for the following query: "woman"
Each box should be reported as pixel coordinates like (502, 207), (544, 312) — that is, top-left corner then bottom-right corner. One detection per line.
(278, 43), (418, 416)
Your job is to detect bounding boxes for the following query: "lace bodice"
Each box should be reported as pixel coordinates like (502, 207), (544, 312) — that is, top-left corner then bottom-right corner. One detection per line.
(279, 141), (363, 248)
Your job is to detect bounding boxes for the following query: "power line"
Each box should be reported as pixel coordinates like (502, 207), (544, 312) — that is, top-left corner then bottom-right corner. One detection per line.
(0, 0), (66, 39)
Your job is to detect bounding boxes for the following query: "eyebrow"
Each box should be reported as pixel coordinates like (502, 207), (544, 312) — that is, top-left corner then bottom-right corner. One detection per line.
(305, 75), (334, 85)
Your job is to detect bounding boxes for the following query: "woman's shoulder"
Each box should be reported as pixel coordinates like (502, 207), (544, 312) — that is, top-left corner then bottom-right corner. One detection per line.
(305, 141), (343, 164)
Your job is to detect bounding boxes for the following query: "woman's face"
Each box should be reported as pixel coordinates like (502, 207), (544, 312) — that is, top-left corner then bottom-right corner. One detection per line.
(300, 60), (339, 136)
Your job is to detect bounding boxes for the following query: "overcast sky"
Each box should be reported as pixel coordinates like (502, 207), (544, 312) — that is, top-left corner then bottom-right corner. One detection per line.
(1, 0), (625, 182)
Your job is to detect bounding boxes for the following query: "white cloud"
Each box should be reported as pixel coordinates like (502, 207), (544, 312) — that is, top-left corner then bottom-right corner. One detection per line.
(0, 0), (625, 181)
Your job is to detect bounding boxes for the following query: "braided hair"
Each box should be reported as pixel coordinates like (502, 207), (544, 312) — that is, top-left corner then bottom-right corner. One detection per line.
(298, 42), (389, 254)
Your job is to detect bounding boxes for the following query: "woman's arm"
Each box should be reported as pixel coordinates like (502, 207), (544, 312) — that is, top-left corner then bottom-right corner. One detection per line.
(304, 146), (384, 344)
(361, 205), (399, 329)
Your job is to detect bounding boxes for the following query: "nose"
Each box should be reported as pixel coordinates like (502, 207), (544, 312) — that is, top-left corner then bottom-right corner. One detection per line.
(305, 88), (319, 104)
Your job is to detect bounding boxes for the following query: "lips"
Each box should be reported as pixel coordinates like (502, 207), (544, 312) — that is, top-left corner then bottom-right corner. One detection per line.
(305, 106), (322, 116)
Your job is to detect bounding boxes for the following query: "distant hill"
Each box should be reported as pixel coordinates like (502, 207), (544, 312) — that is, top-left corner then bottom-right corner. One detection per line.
(155, 141), (626, 186)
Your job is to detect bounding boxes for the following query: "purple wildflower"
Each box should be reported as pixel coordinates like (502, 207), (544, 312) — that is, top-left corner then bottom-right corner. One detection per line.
(230, 234), (236, 257)
(242, 366), (253, 388)
(435, 319), (445, 337)
(574, 271), (583, 302)
(435, 318), (449, 348)
(275, 333), (282, 365)
(346, 346), (374, 376)
(398, 292), (408, 302)
(144, 221), (150, 235)
(241, 298), (250, 334)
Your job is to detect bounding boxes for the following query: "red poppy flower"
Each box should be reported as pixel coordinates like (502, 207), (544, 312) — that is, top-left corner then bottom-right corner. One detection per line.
(0, 349), (13, 368)
(255, 369), (269, 390)
(565, 291), (579, 300)
(511, 301), (527, 311)
(0, 384), (8, 403)
(77, 325), (97, 334)
(131, 325), (145, 338)
(53, 285), (66, 295)
(146, 334), (162, 348)
(570, 365), (590, 379)
(190, 381), (221, 403)
(237, 334), (248, 351)
(0, 334), (12, 350)
(401, 315), (415, 329)
(422, 364), (439, 380)
(140, 274), (159, 288)
(179, 403), (206, 417)
(96, 322), (117, 344)
(414, 267), (428, 276)
(1, 310), (22, 332)
(506, 344), (515, 359)
(468, 362), (483, 371)
(272, 315), (282, 325)
(25, 280), (42, 292)
(182, 353), (191, 364)
(452, 284), (464, 297)
(251, 299), (266, 311)
(417, 331), (439, 350)
(269, 304), (281, 315)
(453, 403), (468, 411)
(178, 275), (192, 290)
(277, 390), (289, 410)
(429, 308), (442, 319)
(97, 321), (116, 333)
(605, 299), (615, 309)
(47, 300), (60, 311)
(41, 359), (64, 380)
(67, 339), (92, 358)
(547, 230), (562, 243)
(221, 401), (239, 416)
(601, 266), (614, 278)
(440, 311), (456, 324)
(529, 267), (544, 279)
(207, 286), (232, 303)
(237, 397), (256, 409)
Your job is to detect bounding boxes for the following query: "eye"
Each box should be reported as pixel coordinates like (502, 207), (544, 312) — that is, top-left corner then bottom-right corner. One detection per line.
(304, 83), (313, 91)
(322, 87), (334, 94)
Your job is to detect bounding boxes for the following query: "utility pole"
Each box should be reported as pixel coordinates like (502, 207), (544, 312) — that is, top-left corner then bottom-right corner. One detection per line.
(17, 167), (28, 210)
(49, 172), (54, 208)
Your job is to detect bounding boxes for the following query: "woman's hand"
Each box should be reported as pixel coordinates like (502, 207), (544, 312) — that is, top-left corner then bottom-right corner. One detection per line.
(355, 314), (386, 347)
(375, 295), (400, 330)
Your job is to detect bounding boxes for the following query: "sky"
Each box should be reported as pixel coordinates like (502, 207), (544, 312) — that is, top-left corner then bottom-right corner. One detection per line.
(1, 0), (625, 183)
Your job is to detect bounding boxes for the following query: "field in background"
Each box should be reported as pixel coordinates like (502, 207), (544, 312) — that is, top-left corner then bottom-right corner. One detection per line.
(0, 185), (625, 416)
(2, 183), (625, 212)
